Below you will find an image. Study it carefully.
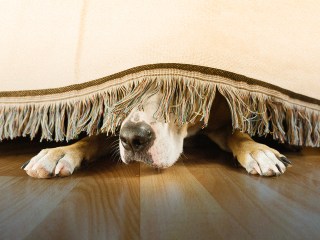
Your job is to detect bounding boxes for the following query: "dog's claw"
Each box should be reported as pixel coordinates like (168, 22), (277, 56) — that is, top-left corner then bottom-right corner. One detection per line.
(278, 156), (292, 166)
(21, 160), (30, 169)
(275, 164), (283, 175)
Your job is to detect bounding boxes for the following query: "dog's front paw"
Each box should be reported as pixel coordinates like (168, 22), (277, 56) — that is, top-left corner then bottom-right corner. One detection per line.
(236, 143), (291, 177)
(21, 147), (83, 178)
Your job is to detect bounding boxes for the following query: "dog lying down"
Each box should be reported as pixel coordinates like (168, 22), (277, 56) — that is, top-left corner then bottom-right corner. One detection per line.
(22, 92), (291, 178)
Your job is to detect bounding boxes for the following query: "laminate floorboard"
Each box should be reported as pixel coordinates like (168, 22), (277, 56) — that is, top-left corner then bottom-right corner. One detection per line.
(0, 135), (319, 239)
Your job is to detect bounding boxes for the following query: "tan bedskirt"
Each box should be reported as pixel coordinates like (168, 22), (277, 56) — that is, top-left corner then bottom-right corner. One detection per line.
(0, 1), (319, 146)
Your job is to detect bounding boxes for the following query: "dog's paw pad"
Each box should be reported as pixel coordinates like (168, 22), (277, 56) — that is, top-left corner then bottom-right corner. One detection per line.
(23, 148), (80, 178)
(26, 167), (54, 179)
(248, 161), (262, 175)
(55, 159), (74, 177)
(237, 145), (289, 177)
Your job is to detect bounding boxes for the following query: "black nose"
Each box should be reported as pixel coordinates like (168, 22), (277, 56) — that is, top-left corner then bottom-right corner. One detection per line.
(120, 121), (155, 152)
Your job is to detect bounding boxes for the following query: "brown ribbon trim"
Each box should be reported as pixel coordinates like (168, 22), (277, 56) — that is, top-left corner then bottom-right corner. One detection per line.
(0, 63), (319, 105)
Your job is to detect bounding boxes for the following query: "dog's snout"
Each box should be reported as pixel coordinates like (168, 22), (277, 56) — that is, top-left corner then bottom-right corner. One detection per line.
(120, 121), (155, 152)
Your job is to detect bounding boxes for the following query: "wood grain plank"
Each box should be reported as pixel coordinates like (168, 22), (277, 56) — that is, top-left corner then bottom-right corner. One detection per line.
(0, 137), (319, 239)
(25, 159), (140, 240)
(140, 163), (252, 240)
(184, 145), (320, 240)
(0, 176), (80, 239)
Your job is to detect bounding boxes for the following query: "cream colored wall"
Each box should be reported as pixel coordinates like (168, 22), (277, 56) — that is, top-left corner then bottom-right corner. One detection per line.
(0, 0), (319, 99)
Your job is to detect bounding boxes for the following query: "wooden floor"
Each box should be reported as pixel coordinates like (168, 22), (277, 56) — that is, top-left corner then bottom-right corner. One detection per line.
(0, 135), (319, 240)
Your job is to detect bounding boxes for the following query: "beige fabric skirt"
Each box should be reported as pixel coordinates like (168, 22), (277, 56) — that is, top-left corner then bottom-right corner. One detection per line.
(0, 1), (319, 146)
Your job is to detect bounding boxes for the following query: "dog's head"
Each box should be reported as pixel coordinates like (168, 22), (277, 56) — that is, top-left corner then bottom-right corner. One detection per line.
(119, 94), (188, 168)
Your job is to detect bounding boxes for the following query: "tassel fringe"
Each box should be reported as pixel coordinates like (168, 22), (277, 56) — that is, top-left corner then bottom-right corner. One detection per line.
(0, 73), (319, 147)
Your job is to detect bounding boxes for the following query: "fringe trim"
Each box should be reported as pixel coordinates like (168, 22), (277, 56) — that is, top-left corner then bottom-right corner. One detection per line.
(218, 86), (320, 147)
(0, 75), (319, 147)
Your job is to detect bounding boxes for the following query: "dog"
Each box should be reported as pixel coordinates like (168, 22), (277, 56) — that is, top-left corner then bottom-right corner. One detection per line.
(22, 92), (291, 178)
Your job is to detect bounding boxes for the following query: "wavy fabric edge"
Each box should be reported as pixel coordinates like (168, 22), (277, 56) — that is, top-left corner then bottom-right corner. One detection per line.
(0, 63), (319, 147)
